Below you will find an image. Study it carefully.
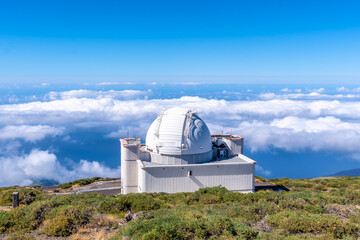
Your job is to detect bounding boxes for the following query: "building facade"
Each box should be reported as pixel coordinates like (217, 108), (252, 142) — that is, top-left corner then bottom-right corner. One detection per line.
(120, 107), (256, 194)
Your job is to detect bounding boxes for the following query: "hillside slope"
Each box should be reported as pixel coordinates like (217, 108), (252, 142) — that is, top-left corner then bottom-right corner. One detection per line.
(0, 176), (360, 239)
(329, 168), (360, 177)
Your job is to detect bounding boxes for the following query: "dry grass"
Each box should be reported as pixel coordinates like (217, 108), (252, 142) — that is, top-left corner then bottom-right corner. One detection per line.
(68, 228), (109, 240)
(92, 214), (122, 228)
(0, 206), (12, 212)
(95, 230), (106, 240)
(69, 233), (92, 240)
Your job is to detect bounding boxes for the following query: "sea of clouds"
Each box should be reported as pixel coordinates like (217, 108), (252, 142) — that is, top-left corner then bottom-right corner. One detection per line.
(0, 85), (360, 186)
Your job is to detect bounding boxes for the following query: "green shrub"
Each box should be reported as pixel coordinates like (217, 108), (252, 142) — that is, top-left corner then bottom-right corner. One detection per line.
(60, 177), (103, 189)
(0, 188), (45, 206)
(43, 205), (93, 237)
(233, 221), (259, 240)
(303, 204), (325, 214)
(0, 208), (37, 233)
(314, 184), (327, 191)
(240, 200), (279, 222)
(279, 198), (306, 211)
(121, 208), (258, 240)
(267, 210), (359, 238)
(153, 192), (189, 206)
(255, 176), (269, 182)
(2, 177), (360, 239)
(98, 193), (165, 214)
(5, 231), (35, 240)
(123, 214), (186, 239)
(43, 214), (72, 237)
(325, 181), (349, 188)
(59, 182), (72, 189)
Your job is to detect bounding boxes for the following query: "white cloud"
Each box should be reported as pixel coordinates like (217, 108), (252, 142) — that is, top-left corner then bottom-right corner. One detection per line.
(258, 92), (360, 100)
(0, 125), (64, 142)
(45, 89), (148, 101)
(96, 82), (134, 85)
(0, 149), (120, 187)
(96, 82), (120, 86)
(77, 159), (120, 177)
(1, 88), (360, 185)
(255, 165), (271, 176)
(0, 141), (21, 156)
(4, 94), (360, 128)
(311, 88), (325, 93)
(337, 86), (349, 92)
(209, 116), (360, 152)
(1, 91), (360, 156)
(270, 116), (360, 133)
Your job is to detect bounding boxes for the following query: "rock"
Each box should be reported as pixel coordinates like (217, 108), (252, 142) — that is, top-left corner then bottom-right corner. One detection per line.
(123, 236), (130, 240)
(251, 217), (272, 233)
(125, 211), (134, 222)
(133, 211), (148, 220)
(124, 211), (149, 222)
(325, 204), (355, 220)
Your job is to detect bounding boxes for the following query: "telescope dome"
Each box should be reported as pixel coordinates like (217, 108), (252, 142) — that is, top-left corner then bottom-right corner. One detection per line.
(146, 107), (212, 156)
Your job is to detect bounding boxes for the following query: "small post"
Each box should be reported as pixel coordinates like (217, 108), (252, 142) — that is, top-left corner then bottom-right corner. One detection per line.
(12, 192), (19, 208)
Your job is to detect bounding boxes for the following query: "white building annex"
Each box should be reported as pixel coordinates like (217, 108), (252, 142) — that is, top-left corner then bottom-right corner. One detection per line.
(120, 107), (256, 194)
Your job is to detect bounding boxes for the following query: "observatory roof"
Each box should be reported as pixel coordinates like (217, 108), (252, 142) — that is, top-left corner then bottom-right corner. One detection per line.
(139, 155), (255, 168)
(146, 107), (212, 156)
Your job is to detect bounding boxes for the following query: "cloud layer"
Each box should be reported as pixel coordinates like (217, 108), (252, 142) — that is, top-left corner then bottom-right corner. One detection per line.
(0, 149), (120, 187)
(1, 88), (360, 185)
(1, 91), (360, 153)
(45, 89), (149, 101)
(0, 125), (64, 142)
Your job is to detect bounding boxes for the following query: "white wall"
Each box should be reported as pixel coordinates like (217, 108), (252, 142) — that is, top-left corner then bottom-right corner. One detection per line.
(137, 163), (254, 193)
(121, 141), (140, 194)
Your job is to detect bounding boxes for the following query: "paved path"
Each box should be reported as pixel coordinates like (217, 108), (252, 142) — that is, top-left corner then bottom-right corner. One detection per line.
(53, 186), (122, 196)
(46, 179), (122, 196)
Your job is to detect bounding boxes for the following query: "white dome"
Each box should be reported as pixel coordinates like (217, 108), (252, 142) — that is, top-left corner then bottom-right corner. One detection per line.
(146, 107), (212, 156)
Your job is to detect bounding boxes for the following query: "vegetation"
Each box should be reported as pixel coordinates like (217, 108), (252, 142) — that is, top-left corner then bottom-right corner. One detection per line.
(0, 176), (360, 239)
(59, 176), (105, 189)
(0, 187), (45, 206)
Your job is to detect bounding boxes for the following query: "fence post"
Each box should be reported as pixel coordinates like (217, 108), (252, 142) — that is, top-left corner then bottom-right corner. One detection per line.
(12, 192), (19, 208)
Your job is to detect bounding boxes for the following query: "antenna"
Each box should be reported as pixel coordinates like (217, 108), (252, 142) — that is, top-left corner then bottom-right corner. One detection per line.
(127, 128), (129, 139)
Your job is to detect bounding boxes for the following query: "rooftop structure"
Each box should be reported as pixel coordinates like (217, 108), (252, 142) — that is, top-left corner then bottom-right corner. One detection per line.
(120, 107), (256, 194)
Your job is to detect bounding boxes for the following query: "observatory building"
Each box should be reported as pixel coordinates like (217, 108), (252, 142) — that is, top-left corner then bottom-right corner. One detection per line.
(120, 107), (256, 194)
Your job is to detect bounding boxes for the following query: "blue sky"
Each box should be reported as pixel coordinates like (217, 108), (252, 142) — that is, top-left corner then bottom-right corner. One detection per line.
(1, 0), (360, 84)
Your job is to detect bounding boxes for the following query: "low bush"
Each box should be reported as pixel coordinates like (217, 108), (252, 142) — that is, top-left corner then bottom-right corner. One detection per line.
(314, 184), (327, 191)
(42, 205), (94, 237)
(0, 188), (45, 206)
(122, 210), (258, 240)
(2, 177), (360, 239)
(5, 231), (35, 240)
(0, 206), (40, 233)
(59, 177), (103, 189)
(267, 210), (359, 238)
(98, 193), (165, 214)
